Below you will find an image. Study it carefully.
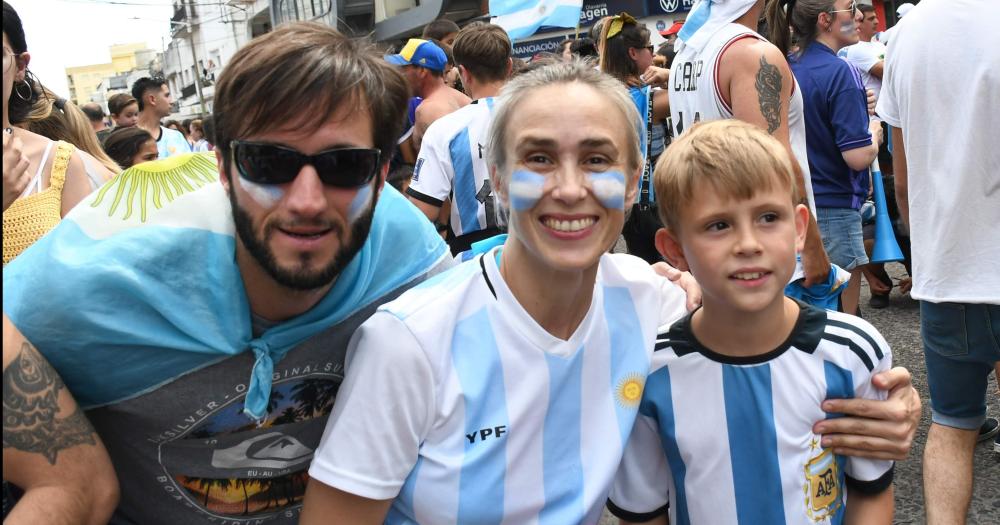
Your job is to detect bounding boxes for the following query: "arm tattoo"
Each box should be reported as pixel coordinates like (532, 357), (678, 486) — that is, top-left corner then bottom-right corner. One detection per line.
(3, 342), (97, 465)
(756, 55), (783, 134)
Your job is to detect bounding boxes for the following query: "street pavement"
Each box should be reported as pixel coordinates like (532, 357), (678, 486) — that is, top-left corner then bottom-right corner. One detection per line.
(600, 261), (999, 524)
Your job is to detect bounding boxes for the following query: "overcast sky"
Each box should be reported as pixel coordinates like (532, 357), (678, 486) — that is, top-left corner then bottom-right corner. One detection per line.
(8, 0), (174, 98)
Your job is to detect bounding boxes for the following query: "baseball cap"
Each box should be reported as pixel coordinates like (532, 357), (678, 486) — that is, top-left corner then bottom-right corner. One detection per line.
(659, 21), (684, 37)
(384, 39), (447, 72)
(896, 3), (914, 18)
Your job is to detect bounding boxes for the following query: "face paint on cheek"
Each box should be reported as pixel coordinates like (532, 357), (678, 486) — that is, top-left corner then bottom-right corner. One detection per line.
(239, 175), (285, 208)
(347, 183), (373, 223)
(507, 170), (546, 211)
(840, 20), (856, 35)
(588, 171), (627, 210)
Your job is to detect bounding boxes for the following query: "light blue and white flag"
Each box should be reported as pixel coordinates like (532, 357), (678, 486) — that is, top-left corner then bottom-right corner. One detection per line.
(490, 0), (584, 41)
(3, 153), (450, 422)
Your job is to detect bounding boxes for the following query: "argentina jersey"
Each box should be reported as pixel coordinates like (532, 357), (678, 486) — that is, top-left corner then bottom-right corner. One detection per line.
(310, 250), (689, 524)
(407, 98), (506, 239)
(627, 86), (655, 205)
(609, 302), (894, 524)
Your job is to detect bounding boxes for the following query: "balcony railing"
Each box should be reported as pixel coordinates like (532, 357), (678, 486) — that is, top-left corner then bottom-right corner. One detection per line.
(181, 83), (197, 99)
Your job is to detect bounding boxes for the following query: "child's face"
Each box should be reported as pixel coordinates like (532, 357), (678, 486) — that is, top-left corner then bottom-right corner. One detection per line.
(113, 102), (139, 128)
(656, 180), (808, 314)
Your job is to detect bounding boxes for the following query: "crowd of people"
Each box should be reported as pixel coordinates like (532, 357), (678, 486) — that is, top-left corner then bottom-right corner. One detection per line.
(2, 0), (997, 524)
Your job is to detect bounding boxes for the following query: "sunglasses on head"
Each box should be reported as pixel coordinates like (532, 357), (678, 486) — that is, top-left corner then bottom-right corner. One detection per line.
(829, 0), (857, 14)
(230, 140), (381, 188)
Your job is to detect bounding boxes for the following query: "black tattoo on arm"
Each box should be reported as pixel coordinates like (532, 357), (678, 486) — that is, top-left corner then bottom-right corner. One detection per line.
(3, 342), (96, 465)
(756, 55), (783, 134)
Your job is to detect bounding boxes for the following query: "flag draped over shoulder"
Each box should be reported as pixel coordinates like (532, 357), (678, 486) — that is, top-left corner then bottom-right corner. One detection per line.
(490, 0), (584, 41)
(2, 153), (450, 422)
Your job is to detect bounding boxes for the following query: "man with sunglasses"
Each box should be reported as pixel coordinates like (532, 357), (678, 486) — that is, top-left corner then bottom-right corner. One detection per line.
(2, 23), (451, 524)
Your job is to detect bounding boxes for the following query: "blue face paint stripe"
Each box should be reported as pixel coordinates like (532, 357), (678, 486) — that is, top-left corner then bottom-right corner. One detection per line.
(642, 366), (691, 525)
(589, 171), (627, 210)
(451, 308), (507, 524)
(721, 364), (786, 525)
(604, 286), (649, 445)
(508, 170), (546, 211)
(824, 361), (855, 525)
(450, 128), (480, 231)
(538, 349), (585, 525)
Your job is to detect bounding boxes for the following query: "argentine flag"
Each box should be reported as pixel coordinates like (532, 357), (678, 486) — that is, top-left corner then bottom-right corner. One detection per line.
(490, 0), (584, 41)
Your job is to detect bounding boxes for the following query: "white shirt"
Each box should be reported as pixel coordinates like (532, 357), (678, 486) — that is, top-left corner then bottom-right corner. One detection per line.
(309, 250), (689, 523)
(609, 305), (894, 524)
(669, 23), (817, 215)
(876, 0), (1000, 304)
(840, 40), (886, 101)
(407, 98), (506, 237)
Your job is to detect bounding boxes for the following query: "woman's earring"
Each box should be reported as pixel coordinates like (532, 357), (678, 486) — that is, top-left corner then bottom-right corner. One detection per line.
(14, 79), (32, 101)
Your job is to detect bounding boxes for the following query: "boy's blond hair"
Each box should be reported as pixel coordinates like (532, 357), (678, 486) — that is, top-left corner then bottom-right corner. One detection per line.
(654, 120), (800, 230)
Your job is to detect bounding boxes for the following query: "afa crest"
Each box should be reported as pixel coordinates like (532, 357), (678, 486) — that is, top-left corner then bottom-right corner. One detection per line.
(803, 440), (842, 521)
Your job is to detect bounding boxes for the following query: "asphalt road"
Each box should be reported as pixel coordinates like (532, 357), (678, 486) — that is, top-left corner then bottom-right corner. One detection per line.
(600, 261), (999, 524)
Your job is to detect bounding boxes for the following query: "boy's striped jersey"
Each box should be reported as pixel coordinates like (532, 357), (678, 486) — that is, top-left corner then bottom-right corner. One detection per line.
(608, 303), (894, 525)
(309, 250), (689, 524)
(407, 98), (506, 237)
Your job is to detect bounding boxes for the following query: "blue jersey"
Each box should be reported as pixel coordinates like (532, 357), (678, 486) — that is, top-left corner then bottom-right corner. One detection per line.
(790, 43), (872, 210)
(310, 250), (688, 523)
(609, 303), (894, 524)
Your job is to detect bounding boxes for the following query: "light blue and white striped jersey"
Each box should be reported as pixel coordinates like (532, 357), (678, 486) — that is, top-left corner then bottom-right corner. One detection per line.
(609, 303), (894, 524)
(157, 126), (192, 159)
(310, 249), (689, 524)
(407, 98), (506, 237)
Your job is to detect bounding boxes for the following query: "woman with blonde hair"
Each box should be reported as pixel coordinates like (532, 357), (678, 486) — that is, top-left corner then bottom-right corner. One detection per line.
(2, 1), (117, 264)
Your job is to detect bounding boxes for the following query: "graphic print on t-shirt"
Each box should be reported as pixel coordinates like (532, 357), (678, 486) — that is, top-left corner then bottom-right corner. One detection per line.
(153, 367), (341, 520)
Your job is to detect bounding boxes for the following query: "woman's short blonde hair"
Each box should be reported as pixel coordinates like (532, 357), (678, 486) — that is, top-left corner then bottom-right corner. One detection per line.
(654, 120), (800, 230)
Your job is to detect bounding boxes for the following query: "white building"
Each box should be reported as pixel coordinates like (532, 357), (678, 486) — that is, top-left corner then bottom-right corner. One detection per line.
(162, 0), (271, 118)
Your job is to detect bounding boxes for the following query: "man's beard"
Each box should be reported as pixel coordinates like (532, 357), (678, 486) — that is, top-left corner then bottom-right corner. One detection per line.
(228, 184), (377, 291)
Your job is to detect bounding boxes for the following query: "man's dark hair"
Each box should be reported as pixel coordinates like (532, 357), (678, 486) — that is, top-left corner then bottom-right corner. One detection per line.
(107, 93), (137, 116)
(131, 77), (167, 111)
(570, 38), (599, 59)
(858, 4), (875, 14)
(213, 22), (409, 170)
(452, 24), (512, 83)
(102, 126), (153, 169)
(422, 19), (460, 41)
(81, 102), (105, 123)
(201, 114), (215, 145)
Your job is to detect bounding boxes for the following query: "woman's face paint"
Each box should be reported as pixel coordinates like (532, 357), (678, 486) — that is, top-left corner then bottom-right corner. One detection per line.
(839, 20), (857, 36)
(239, 175), (285, 208)
(347, 183), (373, 223)
(508, 170), (546, 211)
(507, 169), (628, 211)
(588, 171), (627, 210)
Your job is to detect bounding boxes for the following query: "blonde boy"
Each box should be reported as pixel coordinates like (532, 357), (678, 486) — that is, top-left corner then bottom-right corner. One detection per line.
(608, 121), (895, 524)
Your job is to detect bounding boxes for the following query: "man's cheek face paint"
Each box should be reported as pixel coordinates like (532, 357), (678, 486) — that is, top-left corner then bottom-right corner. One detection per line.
(348, 183), (373, 222)
(588, 171), (627, 210)
(508, 170), (546, 211)
(239, 175), (285, 208)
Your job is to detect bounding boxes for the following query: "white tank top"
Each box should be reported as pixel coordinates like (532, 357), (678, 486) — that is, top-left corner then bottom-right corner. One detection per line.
(669, 23), (816, 213)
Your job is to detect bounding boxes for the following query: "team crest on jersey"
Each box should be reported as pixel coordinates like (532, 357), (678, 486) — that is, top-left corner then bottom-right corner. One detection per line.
(803, 440), (842, 521)
(615, 372), (645, 408)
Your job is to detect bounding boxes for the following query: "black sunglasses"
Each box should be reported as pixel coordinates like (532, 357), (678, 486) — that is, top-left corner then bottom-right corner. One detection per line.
(230, 140), (381, 188)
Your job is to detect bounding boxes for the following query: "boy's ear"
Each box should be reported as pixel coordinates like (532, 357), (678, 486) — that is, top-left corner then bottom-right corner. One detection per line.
(793, 203), (809, 253)
(655, 227), (689, 271)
